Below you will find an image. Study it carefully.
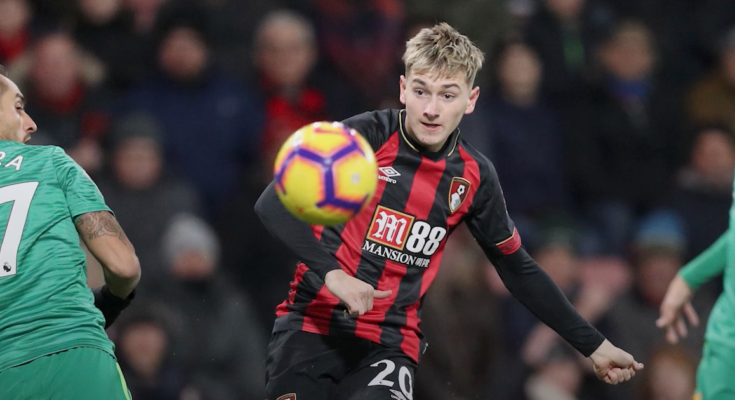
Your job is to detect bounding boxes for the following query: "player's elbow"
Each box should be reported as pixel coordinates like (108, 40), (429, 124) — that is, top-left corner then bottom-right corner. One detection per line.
(254, 193), (266, 218)
(254, 186), (277, 223)
(108, 253), (141, 284)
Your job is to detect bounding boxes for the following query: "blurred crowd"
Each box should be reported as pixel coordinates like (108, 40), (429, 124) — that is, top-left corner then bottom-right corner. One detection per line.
(3, 0), (735, 398)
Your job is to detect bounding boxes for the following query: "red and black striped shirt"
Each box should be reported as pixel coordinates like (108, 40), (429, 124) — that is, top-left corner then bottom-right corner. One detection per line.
(271, 109), (529, 362)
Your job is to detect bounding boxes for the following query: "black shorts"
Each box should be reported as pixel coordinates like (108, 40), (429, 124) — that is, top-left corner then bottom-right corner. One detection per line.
(266, 329), (418, 400)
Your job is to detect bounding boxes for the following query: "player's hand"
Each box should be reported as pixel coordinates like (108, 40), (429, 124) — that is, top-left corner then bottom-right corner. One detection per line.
(92, 285), (135, 329)
(589, 339), (644, 384)
(324, 269), (392, 316)
(656, 274), (699, 343)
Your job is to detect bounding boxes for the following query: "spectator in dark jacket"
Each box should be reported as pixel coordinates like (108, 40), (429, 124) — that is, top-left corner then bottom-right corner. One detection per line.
(73, 0), (153, 92)
(564, 20), (687, 255)
(97, 112), (201, 293)
(667, 125), (735, 261)
(477, 40), (571, 243)
(118, 4), (262, 216)
(155, 214), (267, 400)
(524, 0), (613, 101)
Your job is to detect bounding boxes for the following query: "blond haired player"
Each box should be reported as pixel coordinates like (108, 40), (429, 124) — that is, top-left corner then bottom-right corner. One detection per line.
(257, 23), (643, 399)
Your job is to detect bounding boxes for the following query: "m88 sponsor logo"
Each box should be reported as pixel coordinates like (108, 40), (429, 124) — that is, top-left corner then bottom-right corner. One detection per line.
(362, 205), (447, 268)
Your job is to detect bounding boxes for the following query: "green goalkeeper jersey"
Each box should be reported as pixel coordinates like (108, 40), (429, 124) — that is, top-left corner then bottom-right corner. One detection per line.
(679, 186), (735, 351)
(0, 141), (113, 372)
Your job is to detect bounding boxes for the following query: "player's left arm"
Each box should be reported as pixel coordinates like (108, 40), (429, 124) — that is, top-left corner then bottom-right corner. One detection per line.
(465, 160), (642, 384)
(255, 182), (390, 315)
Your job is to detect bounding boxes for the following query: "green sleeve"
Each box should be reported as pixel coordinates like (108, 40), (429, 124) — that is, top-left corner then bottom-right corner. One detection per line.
(679, 230), (729, 290)
(52, 147), (111, 221)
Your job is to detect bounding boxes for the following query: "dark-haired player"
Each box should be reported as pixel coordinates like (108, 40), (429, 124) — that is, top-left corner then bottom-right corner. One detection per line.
(0, 64), (140, 399)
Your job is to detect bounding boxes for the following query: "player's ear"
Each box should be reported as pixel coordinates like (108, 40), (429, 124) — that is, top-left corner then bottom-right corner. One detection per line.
(399, 75), (407, 105)
(465, 86), (480, 115)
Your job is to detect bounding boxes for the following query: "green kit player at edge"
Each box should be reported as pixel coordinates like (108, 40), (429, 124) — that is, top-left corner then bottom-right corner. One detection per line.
(0, 65), (140, 399)
(658, 185), (735, 399)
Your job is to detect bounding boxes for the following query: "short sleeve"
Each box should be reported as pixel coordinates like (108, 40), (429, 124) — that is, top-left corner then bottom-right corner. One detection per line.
(52, 147), (111, 221)
(465, 160), (521, 259)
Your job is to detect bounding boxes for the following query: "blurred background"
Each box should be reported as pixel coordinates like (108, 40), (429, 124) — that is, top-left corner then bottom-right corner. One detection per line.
(2, 0), (733, 398)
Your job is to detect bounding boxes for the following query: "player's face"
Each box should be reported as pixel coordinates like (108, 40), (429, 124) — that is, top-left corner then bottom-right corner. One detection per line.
(399, 70), (479, 152)
(0, 76), (36, 144)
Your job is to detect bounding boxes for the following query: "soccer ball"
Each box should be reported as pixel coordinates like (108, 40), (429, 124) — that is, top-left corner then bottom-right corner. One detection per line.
(273, 121), (378, 226)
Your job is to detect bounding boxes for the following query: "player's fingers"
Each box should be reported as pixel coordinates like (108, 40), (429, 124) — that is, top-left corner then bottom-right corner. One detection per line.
(656, 307), (675, 328)
(684, 303), (700, 327)
(619, 368), (632, 382)
(633, 361), (644, 371)
(606, 369), (619, 385)
(374, 290), (392, 299)
(676, 316), (688, 338)
(665, 325), (679, 344)
(367, 291), (374, 313)
(346, 299), (361, 316)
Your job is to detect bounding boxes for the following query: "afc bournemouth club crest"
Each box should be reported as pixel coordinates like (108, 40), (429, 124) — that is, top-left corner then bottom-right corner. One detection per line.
(276, 394), (296, 400)
(449, 177), (470, 213)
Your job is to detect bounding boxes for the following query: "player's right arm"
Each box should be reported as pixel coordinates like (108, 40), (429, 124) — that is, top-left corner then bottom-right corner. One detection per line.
(255, 182), (390, 315)
(75, 211), (140, 297)
(657, 229), (728, 343)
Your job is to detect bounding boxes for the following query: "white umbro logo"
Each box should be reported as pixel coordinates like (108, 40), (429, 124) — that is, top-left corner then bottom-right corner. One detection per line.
(379, 167), (400, 177)
(378, 167), (400, 184)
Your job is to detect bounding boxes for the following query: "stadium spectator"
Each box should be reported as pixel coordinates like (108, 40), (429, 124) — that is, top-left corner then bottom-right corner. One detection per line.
(524, 345), (584, 400)
(157, 214), (267, 400)
(123, 0), (169, 35)
(564, 20), (687, 255)
(414, 225), (501, 400)
(635, 345), (698, 400)
(13, 31), (109, 173)
(523, 0), (614, 101)
(696, 0), (735, 62)
(217, 172), (299, 327)
(489, 221), (630, 398)
(477, 40), (571, 240)
(606, 211), (713, 370)
(118, 4), (262, 216)
(688, 27), (735, 134)
(402, 0), (514, 86)
(252, 9), (361, 177)
(602, 0), (704, 91)
(215, 9), (354, 327)
(204, 0), (276, 79)
(97, 112), (201, 293)
(667, 125), (735, 260)
(73, 0), (152, 92)
(115, 306), (190, 400)
(0, 0), (33, 65)
(301, 0), (404, 106)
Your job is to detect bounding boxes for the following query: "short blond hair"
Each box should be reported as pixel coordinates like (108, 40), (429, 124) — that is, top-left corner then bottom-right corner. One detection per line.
(402, 23), (484, 86)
